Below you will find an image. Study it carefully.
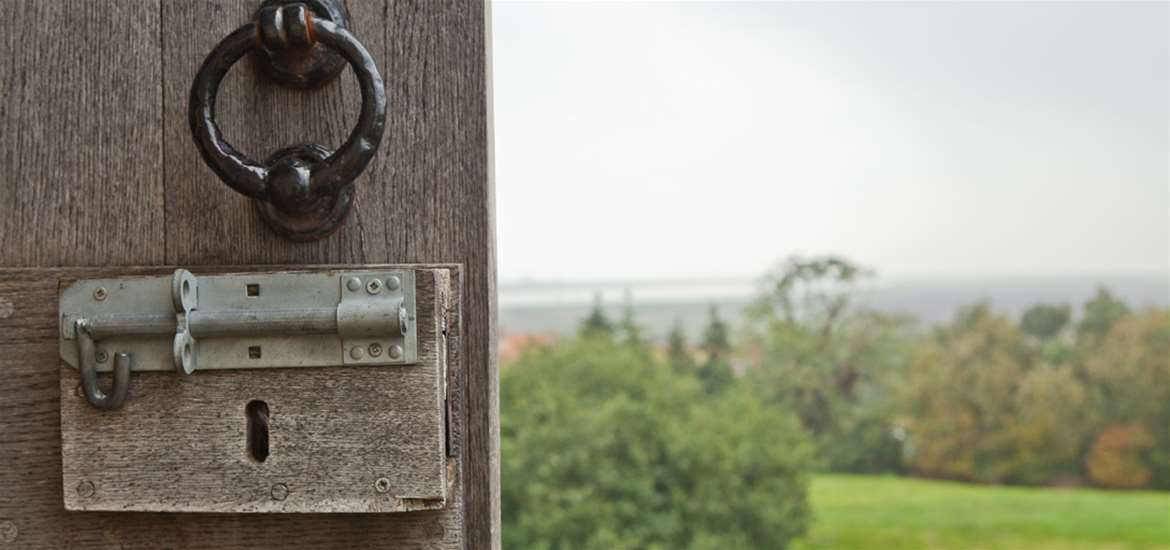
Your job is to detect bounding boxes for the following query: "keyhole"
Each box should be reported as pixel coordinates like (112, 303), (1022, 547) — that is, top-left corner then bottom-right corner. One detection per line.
(246, 400), (270, 463)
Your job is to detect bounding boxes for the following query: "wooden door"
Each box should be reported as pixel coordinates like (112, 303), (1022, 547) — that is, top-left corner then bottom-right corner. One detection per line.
(0, 1), (497, 548)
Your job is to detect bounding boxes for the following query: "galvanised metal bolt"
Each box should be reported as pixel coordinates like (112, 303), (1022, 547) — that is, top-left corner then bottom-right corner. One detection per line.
(386, 276), (401, 291)
(96, 350), (109, 363)
(346, 277), (362, 292)
(366, 278), (382, 294)
(374, 477), (391, 493)
(270, 483), (289, 501)
(93, 288), (108, 301)
(388, 345), (403, 360)
(76, 480), (95, 498)
(349, 346), (365, 360)
(368, 343), (383, 357)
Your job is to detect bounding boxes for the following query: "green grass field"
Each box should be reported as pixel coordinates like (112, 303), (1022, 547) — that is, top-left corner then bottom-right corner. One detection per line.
(794, 475), (1170, 550)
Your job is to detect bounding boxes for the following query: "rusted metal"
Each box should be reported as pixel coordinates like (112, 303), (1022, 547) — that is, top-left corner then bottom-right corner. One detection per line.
(188, 0), (386, 241)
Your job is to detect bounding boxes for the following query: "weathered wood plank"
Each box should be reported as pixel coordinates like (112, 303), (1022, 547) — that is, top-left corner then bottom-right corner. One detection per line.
(0, 0), (164, 266)
(60, 268), (451, 514)
(0, 265), (466, 548)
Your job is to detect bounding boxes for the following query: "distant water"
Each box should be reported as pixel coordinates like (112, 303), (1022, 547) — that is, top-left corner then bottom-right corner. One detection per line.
(499, 274), (1169, 341)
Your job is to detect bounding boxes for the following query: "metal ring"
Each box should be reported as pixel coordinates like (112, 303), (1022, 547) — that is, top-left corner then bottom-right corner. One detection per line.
(188, 4), (386, 241)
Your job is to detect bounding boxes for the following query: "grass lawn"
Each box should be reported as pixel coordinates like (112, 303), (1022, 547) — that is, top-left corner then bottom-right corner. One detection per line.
(794, 474), (1170, 550)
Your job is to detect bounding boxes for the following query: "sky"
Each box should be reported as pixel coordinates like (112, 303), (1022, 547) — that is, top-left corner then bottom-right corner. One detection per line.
(491, 1), (1170, 282)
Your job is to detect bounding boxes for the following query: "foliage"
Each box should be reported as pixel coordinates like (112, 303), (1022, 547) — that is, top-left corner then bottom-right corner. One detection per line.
(697, 306), (734, 394)
(1078, 287), (1130, 340)
(579, 292), (614, 339)
(667, 321), (696, 376)
(1019, 303), (1071, 341)
(742, 256), (908, 473)
(1078, 310), (1170, 488)
(796, 475), (1170, 550)
(501, 337), (813, 549)
(1086, 424), (1155, 489)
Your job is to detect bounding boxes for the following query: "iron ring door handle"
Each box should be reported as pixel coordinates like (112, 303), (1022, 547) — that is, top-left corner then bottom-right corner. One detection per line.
(189, 1), (386, 241)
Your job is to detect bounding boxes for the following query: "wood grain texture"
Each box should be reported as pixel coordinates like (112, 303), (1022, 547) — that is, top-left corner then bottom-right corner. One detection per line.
(61, 268), (452, 514)
(0, 0), (496, 546)
(0, 0), (165, 266)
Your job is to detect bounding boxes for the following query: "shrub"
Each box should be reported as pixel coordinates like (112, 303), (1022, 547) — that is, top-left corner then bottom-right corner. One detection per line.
(501, 338), (813, 549)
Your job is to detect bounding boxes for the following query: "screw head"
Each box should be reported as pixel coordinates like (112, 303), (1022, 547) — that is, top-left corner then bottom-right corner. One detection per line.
(346, 277), (362, 292)
(0, 519), (18, 543)
(366, 278), (383, 294)
(349, 346), (365, 360)
(386, 276), (401, 291)
(388, 345), (403, 360)
(93, 287), (108, 301)
(374, 477), (391, 493)
(76, 480), (95, 498)
(270, 483), (289, 501)
(368, 343), (383, 357)
(95, 350), (109, 363)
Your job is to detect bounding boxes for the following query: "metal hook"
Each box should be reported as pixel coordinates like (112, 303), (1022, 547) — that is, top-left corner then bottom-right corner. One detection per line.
(75, 319), (131, 410)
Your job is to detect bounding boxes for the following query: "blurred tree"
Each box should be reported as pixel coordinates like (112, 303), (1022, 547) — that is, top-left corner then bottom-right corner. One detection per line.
(1085, 424), (1154, 489)
(1078, 309), (1170, 488)
(743, 256), (908, 473)
(618, 289), (645, 346)
(901, 304), (1033, 483)
(580, 292), (614, 339)
(667, 320), (696, 375)
(698, 306), (734, 394)
(1019, 303), (1071, 341)
(1077, 287), (1130, 341)
(501, 338), (812, 549)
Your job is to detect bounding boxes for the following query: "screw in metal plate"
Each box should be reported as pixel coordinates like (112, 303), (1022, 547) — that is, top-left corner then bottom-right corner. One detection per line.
(95, 350), (109, 363)
(368, 343), (383, 357)
(345, 276), (362, 292)
(349, 346), (365, 360)
(386, 276), (401, 291)
(92, 287), (108, 301)
(76, 480), (95, 498)
(270, 483), (289, 501)
(388, 345), (403, 360)
(374, 477), (391, 493)
(366, 278), (382, 294)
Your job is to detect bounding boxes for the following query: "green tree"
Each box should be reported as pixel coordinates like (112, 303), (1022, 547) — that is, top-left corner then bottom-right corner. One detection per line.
(1078, 287), (1130, 341)
(580, 292), (614, 339)
(1078, 309), (1170, 488)
(501, 338), (813, 549)
(1019, 303), (1071, 341)
(743, 256), (908, 473)
(667, 321), (695, 375)
(698, 305), (734, 393)
(618, 289), (644, 346)
(900, 304), (1034, 483)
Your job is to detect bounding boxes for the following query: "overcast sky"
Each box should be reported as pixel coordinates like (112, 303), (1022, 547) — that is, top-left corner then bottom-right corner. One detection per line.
(491, 1), (1169, 282)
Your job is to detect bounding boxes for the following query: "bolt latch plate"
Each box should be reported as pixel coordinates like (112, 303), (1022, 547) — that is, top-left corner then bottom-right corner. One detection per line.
(59, 270), (418, 374)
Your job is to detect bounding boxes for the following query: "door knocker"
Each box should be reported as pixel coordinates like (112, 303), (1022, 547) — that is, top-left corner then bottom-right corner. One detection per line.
(189, 0), (386, 241)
